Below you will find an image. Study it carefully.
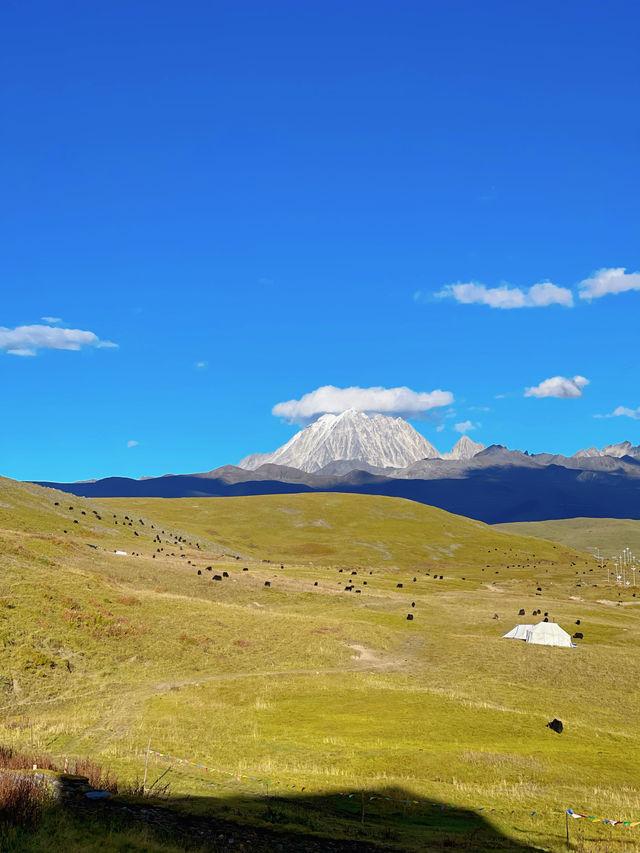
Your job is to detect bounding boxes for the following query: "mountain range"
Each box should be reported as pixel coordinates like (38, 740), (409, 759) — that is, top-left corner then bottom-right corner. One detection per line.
(32, 411), (640, 524)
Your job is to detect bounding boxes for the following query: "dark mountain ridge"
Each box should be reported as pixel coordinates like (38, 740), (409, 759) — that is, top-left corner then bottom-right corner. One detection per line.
(33, 446), (640, 524)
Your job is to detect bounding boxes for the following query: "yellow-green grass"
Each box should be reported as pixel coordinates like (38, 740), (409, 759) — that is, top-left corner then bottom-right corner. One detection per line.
(101, 491), (592, 575)
(496, 516), (640, 561)
(2, 814), (190, 853)
(2, 478), (640, 850)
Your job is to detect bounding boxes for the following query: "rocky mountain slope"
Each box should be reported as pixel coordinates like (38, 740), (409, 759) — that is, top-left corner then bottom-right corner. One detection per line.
(238, 410), (444, 472)
(238, 410), (485, 472)
(442, 435), (486, 460)
(574, 440), (640, 459)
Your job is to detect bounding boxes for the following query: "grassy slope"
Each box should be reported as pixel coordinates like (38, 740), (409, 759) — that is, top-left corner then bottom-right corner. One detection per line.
(495, 516), (640, 560)
(2, 481), (640, 851)
(101, 491), (588, 572)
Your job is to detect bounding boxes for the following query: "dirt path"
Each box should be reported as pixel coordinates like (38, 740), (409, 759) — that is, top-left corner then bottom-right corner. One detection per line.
(154, 641), (402, 694)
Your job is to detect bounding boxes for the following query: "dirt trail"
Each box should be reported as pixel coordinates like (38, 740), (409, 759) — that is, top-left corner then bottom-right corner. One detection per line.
(155, 641), (402, 694)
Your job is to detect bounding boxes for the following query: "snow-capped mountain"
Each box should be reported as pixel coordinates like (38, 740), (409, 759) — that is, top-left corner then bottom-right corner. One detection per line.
(574, 441), (640, 460)
(442, 435), (486, 460)
(238, 410), (443, 473)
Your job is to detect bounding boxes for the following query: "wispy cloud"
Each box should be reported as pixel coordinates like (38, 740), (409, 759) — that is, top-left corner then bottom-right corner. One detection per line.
(454, 420), (478, 434)
(427, 266), (639, 310)
(578, 268), (640, 301)
(127, 440), (139, 448)
(194, 361), (207, 369)
(272, 384), (454, 424)
(0, 324), (117, 357)
(41, 316), (62, 324)
(436, 281), (573, 309)
(594, 405), (640, 420)
(525, 375), (589, 399)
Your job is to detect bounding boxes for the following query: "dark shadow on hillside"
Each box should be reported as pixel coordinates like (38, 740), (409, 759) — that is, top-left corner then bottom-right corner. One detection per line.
(56, 783), (543, 852)
(35, 461), (640, 523)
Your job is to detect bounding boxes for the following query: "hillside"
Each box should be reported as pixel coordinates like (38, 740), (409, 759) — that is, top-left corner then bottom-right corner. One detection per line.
(101, 491), (586, 576)
(3, 477), (640, 851)
(495, 516), (640, 559)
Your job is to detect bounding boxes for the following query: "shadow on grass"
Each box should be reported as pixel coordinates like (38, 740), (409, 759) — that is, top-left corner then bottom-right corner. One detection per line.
(51, 783), (543, 852)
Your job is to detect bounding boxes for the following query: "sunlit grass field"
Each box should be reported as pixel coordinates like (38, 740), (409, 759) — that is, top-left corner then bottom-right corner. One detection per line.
(496, 516), (640, 561)
(2, 478), (640, 850)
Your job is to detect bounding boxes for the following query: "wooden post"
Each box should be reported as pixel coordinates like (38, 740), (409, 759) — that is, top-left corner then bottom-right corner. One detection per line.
(142, 737), (151, 794)
(30, 722), (33, 749)
(565, 810), (569, 847)
(361, 791), (365, 825)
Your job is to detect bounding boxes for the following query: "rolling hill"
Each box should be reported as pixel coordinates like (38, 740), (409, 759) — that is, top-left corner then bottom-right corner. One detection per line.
(495, 516), (640, 560)
(3, 476), (640, 851)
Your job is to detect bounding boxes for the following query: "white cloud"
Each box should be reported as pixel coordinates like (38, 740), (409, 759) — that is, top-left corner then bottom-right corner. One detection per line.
(436, 424), (445, 432)
(595, 405), (640, 420)
(525, 375), (589, 399)
(41, 316), (62, 324)
(272, 384), (454, 424)
(454, 420), (477, 434)
(194, 361), (207, 369)
(578, 267), (640, 301)
(127, 440), (139, 448)
(0, 324), (117, 357)
(436, 280), (573, 309)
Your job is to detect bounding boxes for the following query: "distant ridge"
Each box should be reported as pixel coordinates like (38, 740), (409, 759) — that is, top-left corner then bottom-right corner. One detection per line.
(573, 440), (640, 460)
(30, 413), (640, 523)
(34, 447), (640, 524)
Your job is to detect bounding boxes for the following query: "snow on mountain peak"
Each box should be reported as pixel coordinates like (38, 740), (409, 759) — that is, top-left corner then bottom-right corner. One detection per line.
(238, 411), (442, 473)
(238, 412), (488, 473)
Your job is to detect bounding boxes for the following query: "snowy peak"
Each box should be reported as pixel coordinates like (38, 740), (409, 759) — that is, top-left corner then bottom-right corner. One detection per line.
(574, 440), (640, 460)
(442, 435), (486, 460)
(238, 410), (441, 473)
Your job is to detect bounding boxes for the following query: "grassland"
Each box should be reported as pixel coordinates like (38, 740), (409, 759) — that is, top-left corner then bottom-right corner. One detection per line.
(495, 516), (640, 561)
(2, 480), (640, 850)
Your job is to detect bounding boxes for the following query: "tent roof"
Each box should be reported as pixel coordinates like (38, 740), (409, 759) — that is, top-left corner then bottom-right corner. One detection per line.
(502, 624), (534, 640)
(525, 621), (572, 647)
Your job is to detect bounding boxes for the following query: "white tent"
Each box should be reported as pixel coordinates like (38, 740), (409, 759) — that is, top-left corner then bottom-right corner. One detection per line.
(502, 624), (534, 640)
(502, 621), (573, 647)
(525, 622), (572, 647)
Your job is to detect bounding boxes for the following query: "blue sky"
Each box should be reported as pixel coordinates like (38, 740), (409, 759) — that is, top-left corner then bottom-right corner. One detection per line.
(1, 0), (639, 481)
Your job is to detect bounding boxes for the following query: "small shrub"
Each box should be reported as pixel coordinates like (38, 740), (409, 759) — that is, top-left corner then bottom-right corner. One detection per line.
(0, 773), (48, 827)
(116, 595), (141, 606)
(66, 757), (118, 793)
(0, 747), (56, 771)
